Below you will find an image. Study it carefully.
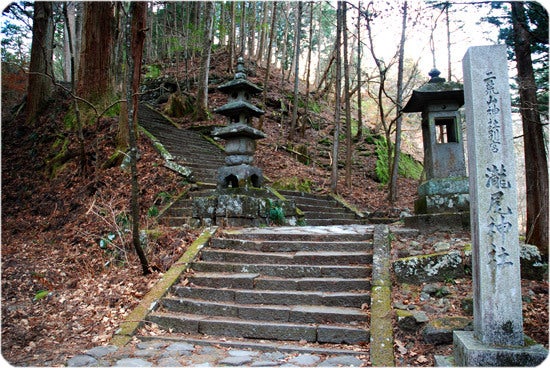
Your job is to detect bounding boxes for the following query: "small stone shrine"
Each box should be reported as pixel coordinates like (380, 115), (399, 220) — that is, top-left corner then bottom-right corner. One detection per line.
(435, 45), (547, 367)
(212, 57), (266, 189)
(190, 58), (296, 227)
(402, 68), (469, 215)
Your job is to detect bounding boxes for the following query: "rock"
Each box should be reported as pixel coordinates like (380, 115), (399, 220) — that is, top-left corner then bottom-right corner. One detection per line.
(433, 241), (451, 252)
(397, 310), (429, 332)
(422, 316), (472, 345)
(520, 244), (546, 280)
(166, 342), (195, 355)
(85, 345), (118, 358)
(318, 355), (364, 367)
(157, 357), (183, 367)
(394, 301), (416, 310)
(422, 283), (451, 297)
(114, 358), (153, 367)
(218, 356), (253, 366)
(289, 354), (321, 366)
(393, 251), (464, 284)
(227, 349), (258, 358)
(66, 355), (98, 367)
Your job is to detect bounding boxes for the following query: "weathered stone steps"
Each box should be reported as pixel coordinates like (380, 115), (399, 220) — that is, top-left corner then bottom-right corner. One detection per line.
(190, 262), (370, 278)
(171, 286), (370, 307)
(184, 272), (371, 291)
(159, 298), (366, 324)
(210, 238), (373, 252)
(146, 227), (372, 345)
(200, 249), (373, 265)
(147, 312), (369, 344)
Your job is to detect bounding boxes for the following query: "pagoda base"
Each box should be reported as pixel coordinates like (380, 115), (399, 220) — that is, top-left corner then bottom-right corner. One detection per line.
(217, 164), (264, 190)
(190, 188), (297, 228)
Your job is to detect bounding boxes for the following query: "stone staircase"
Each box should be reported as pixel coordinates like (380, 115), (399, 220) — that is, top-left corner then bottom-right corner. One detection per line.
(137, 104), (369, 227)
(278, 190), (366, 226)
(138, 105), (225, 184)
(144, 226), (372, 349)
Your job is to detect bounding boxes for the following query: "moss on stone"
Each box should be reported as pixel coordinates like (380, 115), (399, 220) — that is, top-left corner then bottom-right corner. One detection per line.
(110, 227), (218, 347)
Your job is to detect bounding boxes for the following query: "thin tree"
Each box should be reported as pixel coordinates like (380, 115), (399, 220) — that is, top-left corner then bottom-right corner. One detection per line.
(259, 1), (278, 131)
(26, 1), (53, 124)
(125, 1), (151, 276)
(331, 1), (343, 193)
(195, 1), (214, 121)
(389, 1), (408, 203)
(290, 1), (302, 141)
(511, 2), (549, 261)
(302, 1), (315, 138)
(355, 1), (363, 140)
(343, 1), (352, 189)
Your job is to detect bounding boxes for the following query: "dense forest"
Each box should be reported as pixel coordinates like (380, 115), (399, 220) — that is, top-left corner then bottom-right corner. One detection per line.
(1, 1), (548, 365)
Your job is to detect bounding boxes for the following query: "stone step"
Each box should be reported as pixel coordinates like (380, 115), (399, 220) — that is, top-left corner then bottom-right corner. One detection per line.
(159, 298), (367, 324)
(136, 334), (368, 356)
(303, 218), (368, 226)
(171, 285), (370, 307)
(220, 226), (375, 242)
(185, 272), (370, 292)
(161, 216), (192, 227)
(146, 312), (369, 344)
(209, 238), (373, 252)
(199, 249), (373, 265)
(278, 190), (332, 201)
(300, 210), (357, 220)
(190, 262), (370, 279)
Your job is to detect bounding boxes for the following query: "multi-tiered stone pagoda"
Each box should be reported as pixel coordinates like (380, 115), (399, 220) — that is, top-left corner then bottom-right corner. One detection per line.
(213, 57), (266, 190)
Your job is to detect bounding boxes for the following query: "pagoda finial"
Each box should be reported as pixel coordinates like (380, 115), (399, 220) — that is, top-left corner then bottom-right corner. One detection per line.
(235, 57), (246, 79)
(428, 68), (445, 83)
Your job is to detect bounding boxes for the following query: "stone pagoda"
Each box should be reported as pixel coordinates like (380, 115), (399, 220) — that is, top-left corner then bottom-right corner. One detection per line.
(189, 57), (296, 227)
(212, 57), (266, 190)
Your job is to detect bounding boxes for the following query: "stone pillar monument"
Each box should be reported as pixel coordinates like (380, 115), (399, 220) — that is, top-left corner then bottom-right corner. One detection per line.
(450, 44), (547, 366)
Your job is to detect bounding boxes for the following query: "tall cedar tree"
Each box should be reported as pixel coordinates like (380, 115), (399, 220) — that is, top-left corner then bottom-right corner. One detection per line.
(77, 2), (114, 105)
(26, 2), (53, 124)
(511, 2), (549, 261)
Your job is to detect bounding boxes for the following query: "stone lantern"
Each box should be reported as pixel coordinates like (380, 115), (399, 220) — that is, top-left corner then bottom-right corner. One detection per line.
(213, 57), (266, 190)
(402, 69), (469, 215)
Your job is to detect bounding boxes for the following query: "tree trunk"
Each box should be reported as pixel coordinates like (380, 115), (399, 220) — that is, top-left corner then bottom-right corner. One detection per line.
(259, 2), (278, 131)
(126, 1), (150, 276)
(26, 1), (53, 124)
(511, 2), (549, 261)
(239, 2), (246, 56)
(302, 1), (314, 138)
(331, 2), (343, 193)
(280, 4), (290, 84)
(256, 1), (268, 63)
(289, 2), (302, 141)
(355, 2), (363, 140)
(389, 1), (408, 203)
(195, 1), (214, 121)
(77, 1), (115, 106)
(343, 1), (352, 189)
(247, 2), (256, 62)
(229, 1), (236, 71)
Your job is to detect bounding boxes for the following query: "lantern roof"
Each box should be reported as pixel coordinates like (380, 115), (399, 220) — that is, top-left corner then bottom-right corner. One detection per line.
(402, 68), (464, 113)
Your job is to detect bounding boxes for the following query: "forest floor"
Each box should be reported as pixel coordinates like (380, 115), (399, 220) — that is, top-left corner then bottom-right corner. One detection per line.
(1, 52), (548, 366)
